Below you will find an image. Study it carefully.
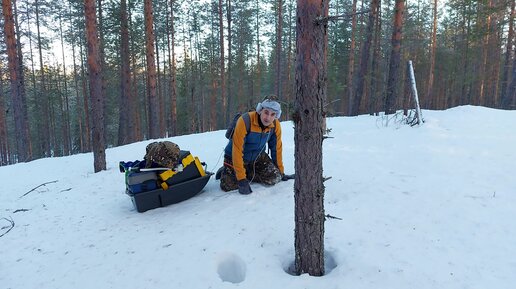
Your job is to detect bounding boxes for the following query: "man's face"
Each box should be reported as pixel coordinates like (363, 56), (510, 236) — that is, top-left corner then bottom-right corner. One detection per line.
(259, 108), (277, 126)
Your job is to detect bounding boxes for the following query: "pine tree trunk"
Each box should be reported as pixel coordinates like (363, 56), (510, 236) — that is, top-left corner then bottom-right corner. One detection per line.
(0, 68), (9, 165)
(129, 6), (142, 141)
(2, 0), (31, 162)
(285, 1), (294, 119)
(485, 0), (500, 107)
(275, 0), (283, 97)
(209, 8), (218, 131)
(255, 0), (261, 101)
(13, 0), (31, 159)
(369, 1), (381, 114)
(155, 30), (166, 136)
(237, 27), (244, 110)
(477, 2), (489, 106)
(118, 0), (132, 145)
(58, 12), (71, 156)
(97, 0), (108, 141)
(426, 0), (438, 109)
(384, 0), (404, 115)
(85, 0), (106, 172)
(168, 0), (178, 136)
(500, 0), (514, 108)
(51, 70), (62, 156)
(346, 0), (358, 115)
(226, 0), (232, 121)
(509, 57), (516, 108)
(27, 7), (37, 108)
(144, 0), (159, 139)
(210, 60), (217, 131)
(71, 13), (84, 153)
(459, 6), (472, 107)
(80, 38), (92, 152)
(35, 0), (51, 157)
(294, 0), (328, 277)
(219, 0), (227, 124)
(193, 22), (203, 133)
(351, 0), (378, 116)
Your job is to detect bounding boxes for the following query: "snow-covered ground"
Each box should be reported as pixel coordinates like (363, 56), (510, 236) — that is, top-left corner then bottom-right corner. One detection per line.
(1, 105), (515, 289)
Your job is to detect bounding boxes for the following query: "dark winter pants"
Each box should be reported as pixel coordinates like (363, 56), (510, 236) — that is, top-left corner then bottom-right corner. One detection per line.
(220, 152), (282, 192)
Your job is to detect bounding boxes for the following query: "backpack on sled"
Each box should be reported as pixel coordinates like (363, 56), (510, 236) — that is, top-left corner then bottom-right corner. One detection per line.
(120, 150), (213, 213)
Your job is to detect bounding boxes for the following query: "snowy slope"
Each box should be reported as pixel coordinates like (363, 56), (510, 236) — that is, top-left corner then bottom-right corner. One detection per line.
(1, 106), (515, 289)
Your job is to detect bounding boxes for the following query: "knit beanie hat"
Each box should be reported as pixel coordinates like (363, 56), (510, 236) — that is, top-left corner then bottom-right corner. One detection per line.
(256, 98), (282, 119)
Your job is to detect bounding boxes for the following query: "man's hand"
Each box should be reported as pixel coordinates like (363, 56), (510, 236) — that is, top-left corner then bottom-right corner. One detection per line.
(281, 174), (295, 181)
(238, 179), (253, 195)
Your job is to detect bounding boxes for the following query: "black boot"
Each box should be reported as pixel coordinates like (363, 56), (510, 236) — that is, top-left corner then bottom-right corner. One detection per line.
(215, 166), (224, 180)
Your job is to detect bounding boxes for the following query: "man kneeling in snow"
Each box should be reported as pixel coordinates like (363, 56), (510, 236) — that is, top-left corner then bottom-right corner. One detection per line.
(216, 96), (293, 194)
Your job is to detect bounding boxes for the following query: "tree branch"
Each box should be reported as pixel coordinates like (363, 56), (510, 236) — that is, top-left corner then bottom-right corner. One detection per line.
(19, 180), (59, 199)
(315, 10), (370, 24)
(324, 98), (341, 108)
(325, 214), (342, 220)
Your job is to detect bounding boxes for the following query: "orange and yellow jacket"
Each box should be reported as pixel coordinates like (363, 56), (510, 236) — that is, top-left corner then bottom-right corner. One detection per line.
(224, 111), (284, 181)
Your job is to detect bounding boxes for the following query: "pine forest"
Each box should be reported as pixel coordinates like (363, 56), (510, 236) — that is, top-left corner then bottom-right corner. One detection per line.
(0, 0), (514, 165)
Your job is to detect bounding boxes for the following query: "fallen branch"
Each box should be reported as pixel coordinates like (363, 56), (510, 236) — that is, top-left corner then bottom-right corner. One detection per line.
(0, 217), (15, 238)
(13, 209), (30, 213)
(19, 180), (59, 199)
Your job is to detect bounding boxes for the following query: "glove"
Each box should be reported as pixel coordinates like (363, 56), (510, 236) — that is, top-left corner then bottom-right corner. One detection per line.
(238, 179), (253, 195)
(281, 173), (295, 181)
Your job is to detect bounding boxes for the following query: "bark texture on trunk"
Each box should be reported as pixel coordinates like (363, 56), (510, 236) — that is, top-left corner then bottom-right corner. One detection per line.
(294, 0), (328, 277)
(144, 0), (159, 139)
(384, 0), (404, 115)
(2, 0), (31, 162)
(85, 0), (106, 172)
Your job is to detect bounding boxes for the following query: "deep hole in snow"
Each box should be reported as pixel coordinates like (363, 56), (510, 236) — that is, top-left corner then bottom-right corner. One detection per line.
(283, 250), (338, 276)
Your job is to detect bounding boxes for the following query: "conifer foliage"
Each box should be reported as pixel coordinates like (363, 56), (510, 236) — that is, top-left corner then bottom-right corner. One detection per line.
(0, 0), (514, 166)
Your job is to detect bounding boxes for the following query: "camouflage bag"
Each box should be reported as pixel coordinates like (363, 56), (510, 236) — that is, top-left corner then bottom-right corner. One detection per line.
(144, 141), (180, 168)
